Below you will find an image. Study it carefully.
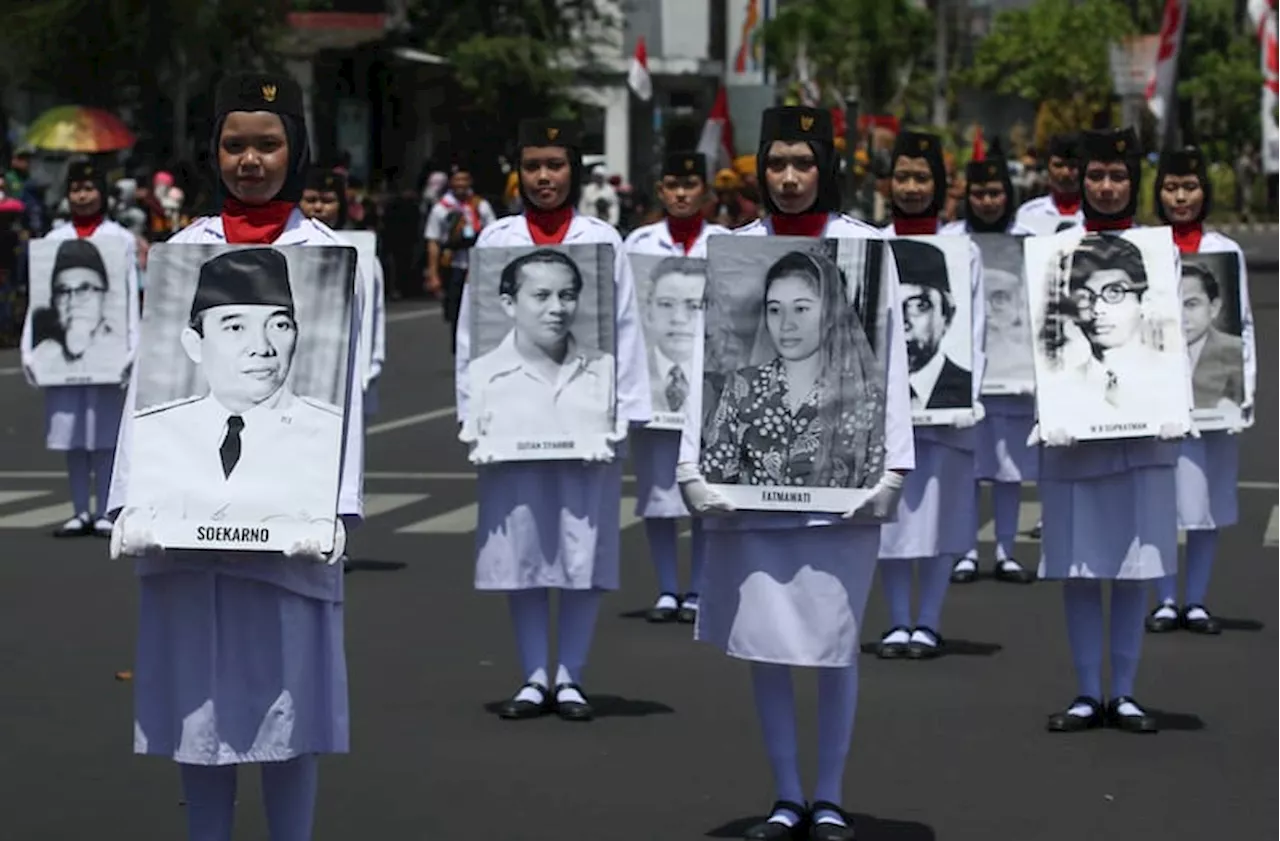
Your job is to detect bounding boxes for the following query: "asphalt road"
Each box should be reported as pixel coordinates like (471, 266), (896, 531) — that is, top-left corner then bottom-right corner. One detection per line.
(0, 266), (1275, 841)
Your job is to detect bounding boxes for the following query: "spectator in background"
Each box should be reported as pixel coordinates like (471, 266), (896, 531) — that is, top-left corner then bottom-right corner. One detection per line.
(706, 168), (758, 229)
(1235, 143), (1258, 222)
(382, 180), (425, 301)
(426, 166), (497, 353)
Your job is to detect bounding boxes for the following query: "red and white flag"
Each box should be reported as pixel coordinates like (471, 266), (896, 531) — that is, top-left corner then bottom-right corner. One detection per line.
(1250, 0), (1279, 173)
(1145, 0), (1188, 134)
(697, 86), (736, 178)
(628, 37), (653, 102)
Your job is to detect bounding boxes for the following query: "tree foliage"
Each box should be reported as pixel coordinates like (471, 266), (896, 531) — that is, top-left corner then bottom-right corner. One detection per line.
(758, 0), (934, 114)
(1176, 0), (1265, 158)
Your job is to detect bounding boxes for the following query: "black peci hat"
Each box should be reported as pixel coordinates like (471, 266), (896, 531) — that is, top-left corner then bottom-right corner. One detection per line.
(517, 119), (582, 150)
(305, 166), (347, 194)
(52, 239), (108, 284)
(1047, 133), (1079, 162)
(662, 151), (707, 179)
(215, 74), (305, 120)
(1155, 144), (1212, 223)
(190, 248), (294, 321)
(760, 106), (834, 144)
(1079, 128), (1140, 164)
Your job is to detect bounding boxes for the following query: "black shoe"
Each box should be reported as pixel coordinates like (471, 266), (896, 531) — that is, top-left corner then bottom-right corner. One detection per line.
(808, 801), (855, 840)
(1181, 604), (1221, 635)
(646, 593), (679, 623)
(993, 558), (1035, 584)
(874, 626), (912, 659)
(53, 514), (93, 538)
(1027, 522), (1042, 540)
(677, 593), (699, 624)
(950, 558), (978, 584)
(1046, 696), (1104, 732)
(1106, 696), (1158, 733)
(497, 682), (551, 720)
(1145, 604), (1180, 633)
(553, 682), (594, 722)
(744, 801), (808, 840)
(906, 626), (944, 660)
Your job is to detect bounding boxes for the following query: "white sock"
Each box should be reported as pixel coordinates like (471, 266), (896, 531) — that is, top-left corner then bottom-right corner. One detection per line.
(654, 593), (678, 610)
(768, 806), (801, 827)
(881, 628), (910, 645)
(909, 628), (938, 647)
(954, 555), (977, 572)
(814, 813), (847, 826)
(60, 514), (89, 530)
(514, 668), (549, 704)
(1115, 699), (1144, 717)
(680, 594), (699, 609)
(1067, 700), (1097, 718)
(1152, 603), (1178, 620)
(554, 665), (585, 704)
(1184, 606), (1209, 621)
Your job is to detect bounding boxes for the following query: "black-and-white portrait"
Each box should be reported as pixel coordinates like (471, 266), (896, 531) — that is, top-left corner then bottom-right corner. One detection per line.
(890, 236), (975, 424)
(123, 244), (357, 551)
(1025, 228), (1190, 441)
(23, 237), (131, 386)
(971, 233), (1034, 395)
(629, 253), (706, 430)
(1180, 252), (1245, 430)
(465, 244), (617, 462)
(699, 235), (889, 513)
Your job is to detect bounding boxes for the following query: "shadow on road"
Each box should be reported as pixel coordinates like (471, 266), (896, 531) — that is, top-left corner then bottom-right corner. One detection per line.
(707, 813), (936, 840)
(481, 695), (676, 718)
(343, 559), (409, 573)
(859, 638), (1004, 657)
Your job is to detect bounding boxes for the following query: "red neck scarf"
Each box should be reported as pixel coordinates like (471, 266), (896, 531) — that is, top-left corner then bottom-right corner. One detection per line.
(72, 213), (104, 239)
(770, 212), (828, 238)
(1084, 217), (1133, 232)
(1171, 221), (1204, 254)
(221, 199), (295, 245)
(526, 206), (574, 245)
(667, 214), (704, 254)
(892, 216), (938, 236)
(1051, 190), (1081, 216)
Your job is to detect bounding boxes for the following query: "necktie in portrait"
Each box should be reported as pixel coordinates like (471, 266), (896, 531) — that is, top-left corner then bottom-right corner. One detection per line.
(666, 365), (688, 411)
(220, 415), (245, 478)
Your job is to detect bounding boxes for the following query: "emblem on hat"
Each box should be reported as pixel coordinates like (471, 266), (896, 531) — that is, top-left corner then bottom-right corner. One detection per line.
(800, 115), (814, 131)
(262, 84), (277, 103)
(1116, 138), (1126, 152)
(987, 164), (997, 177)
(919, 138), (929, 151)
(547, 127), (560, 141)
(84, 166), (93, 176)
(1189, 156), (1198, 169)
(684, 158), (694, 171)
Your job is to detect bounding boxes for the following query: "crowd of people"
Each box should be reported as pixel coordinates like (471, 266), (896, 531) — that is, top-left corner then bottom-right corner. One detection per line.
(8, 65), (1260, 841)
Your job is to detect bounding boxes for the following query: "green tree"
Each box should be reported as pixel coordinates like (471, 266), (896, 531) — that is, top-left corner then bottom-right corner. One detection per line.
(758, 0), (934, 115)
(960, 0), (1136, 146)
(1176, 0), (1264, 159)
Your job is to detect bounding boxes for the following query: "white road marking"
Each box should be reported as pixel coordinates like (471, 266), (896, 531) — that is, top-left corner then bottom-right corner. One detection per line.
(365, 407), (455, 435)
(620, 496), (642, 530)
(1265, 506), (1278, 547)
(0, 502), (78, 529)
(362, 493), (430, 518)
(0, 490), (52, 506)
(0, 366), (20, 376)
(397, 503), (477, 534)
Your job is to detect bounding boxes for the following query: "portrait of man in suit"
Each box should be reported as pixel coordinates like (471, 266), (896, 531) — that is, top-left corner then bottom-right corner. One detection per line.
(642, 256), (705, 416)
(1181, 262), (1244, 410)
(893, 238), (971, 410)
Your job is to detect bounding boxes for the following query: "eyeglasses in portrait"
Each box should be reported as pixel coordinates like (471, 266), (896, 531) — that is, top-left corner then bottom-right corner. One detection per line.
(23, 237), (131, 386)
(699, 236), (889, 513)
(465, 244), (617, 463)
(890, 236), (976, 425)
(121, 244), (357, 552)
(628, 252), (706, 430)
(1179, 252), (1246, 431)
(1025, 228), (1191, 441)
(970, 233), (1035, 395)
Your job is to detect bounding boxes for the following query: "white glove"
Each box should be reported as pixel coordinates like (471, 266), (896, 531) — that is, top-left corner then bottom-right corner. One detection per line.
(1242, 403), (1254, 428)
(1043, 428), (1075, 447)
(952, 401), (984, 429)
(606, 416), (629, 444)
(1025, 423), (1041, 447)
(109, 509), (164, 560)
(285, 519), (347, 565)
(458, 420), (477, 445)
(1156, 422), (1187, 441)
(675, 462), (735, 516)
(842, 470), (905, 520)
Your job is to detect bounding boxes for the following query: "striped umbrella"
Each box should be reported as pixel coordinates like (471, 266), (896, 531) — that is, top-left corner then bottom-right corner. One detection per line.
(23, 106), (136, 153)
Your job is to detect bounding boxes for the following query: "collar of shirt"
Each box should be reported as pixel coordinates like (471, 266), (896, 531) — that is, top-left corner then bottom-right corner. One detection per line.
(487, 330), (598, 393)
(909, 349), (946, 407)
(653, 345), (691, 387)
(207, 388), (298, 430)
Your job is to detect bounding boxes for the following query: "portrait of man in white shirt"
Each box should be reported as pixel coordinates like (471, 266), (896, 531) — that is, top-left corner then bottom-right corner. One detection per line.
(468, 248), (616, 440)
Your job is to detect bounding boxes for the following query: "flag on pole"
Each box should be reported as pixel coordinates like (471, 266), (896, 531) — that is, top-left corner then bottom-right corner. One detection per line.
(628, 37), (653, 102)
(1145, 0), (1188, 134)
(1250, 0), (1279, 173)
(697, 86), (735, 179)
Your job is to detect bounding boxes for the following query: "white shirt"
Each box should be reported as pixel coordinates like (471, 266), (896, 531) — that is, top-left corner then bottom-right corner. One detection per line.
(939, 218), (1036, 237)
(331, 229), (386, 387)
(425, 193), (498, 270)
(1014, 194), (1084, 236)
(622, 218), (730, 259)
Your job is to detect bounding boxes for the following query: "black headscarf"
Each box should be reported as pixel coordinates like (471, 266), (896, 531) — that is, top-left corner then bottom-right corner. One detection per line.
(890, 130), (947, 218)
(963, 155), (1015, 233)
(1077, 128), (1141, 224)
(756, 106), (842, 215)
(209, 73), (310, 203)
(1155, 146), (1212, 224)
(514, 119), (584, 211)
(304, 165), (349, 228)
(64, 159), (108, 210)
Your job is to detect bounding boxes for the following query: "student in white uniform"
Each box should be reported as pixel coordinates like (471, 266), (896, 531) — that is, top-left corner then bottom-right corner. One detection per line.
(1014, 133), (1085, 236)
(874, 130), (986, 659)
(298, 166), (386, 418)
(677, 106), (913, 841)
(20, 160), (139, 537)
(1035, 127), (1184, 734)
(1146, 146), (1256, 636)
(943, 153), (1037, 585)
(455, 118), (650, 722)
(107, 73), (365, 841)
(623, 150), (729, 623)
